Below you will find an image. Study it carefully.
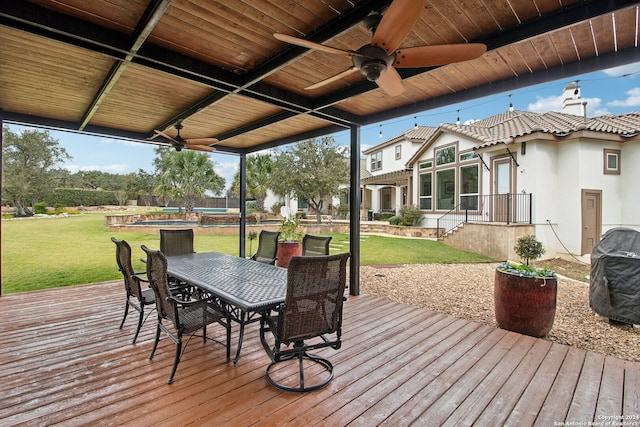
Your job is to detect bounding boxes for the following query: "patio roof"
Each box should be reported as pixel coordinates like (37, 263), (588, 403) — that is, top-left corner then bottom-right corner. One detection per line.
(0, 1), (638, 154)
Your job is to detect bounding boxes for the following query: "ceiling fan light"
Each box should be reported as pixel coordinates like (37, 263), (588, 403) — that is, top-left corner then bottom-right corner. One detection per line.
(361, 60), (387, 81)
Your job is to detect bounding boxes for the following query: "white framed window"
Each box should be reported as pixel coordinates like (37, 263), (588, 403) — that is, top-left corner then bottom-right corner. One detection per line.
(435, 146), (455, 166)
(436, 168), (455, 210)
(459, 164), (479, 210)
(603, 149), (621, 175)
(395, 145), (402, 160)
(419, 172), (432, 210)
(371, 151), (382, 171)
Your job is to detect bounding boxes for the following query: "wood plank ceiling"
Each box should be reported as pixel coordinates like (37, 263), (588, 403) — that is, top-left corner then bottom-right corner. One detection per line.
(0, 0), (638, 154)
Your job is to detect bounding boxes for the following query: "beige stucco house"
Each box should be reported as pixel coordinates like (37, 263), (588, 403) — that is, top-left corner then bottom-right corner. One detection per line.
(362, 84), (640, 261)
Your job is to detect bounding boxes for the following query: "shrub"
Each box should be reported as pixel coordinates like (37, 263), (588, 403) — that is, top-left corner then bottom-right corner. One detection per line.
(34, 202), (48, 215)
(271, 202), (284, 215)
(399, 204), (424, 226)
(388, 215), (402, 225)
(514, 235), (545, 265)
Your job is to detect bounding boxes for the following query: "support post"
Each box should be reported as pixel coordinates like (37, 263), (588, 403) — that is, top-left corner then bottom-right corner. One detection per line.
(239, 153), (246, 257)
(349, 124), (361, 296)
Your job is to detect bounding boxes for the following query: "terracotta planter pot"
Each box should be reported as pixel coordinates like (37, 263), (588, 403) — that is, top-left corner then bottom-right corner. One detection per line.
(494, 268), (557, 337)
(276, 241), (302, 268)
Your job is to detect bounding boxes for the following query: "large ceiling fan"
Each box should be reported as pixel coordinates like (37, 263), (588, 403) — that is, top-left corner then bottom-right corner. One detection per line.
(274, 0), (486, 96)
(154, 120), (219, 152)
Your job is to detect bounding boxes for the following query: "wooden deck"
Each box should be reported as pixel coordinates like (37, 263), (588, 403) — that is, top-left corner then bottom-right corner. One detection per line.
(1, 281), (638, 426)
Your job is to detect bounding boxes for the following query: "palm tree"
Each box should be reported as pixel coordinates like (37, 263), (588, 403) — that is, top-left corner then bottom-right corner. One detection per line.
(154, 149), (225, 212)
(246, 154), (272, 212)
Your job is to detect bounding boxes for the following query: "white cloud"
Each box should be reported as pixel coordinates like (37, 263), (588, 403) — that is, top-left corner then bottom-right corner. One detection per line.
(528, 95), (603, 115)
(527, 95), (563, 113)
(214, 160), (238, 190)
(606, 87), (640, 107)
(603, 63), (640, 77)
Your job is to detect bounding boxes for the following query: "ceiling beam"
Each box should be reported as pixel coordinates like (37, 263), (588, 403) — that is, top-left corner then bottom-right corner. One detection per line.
(80, 0), (172, 131)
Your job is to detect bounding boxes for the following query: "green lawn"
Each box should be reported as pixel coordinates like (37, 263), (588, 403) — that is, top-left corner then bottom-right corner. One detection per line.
(1, 213), (494, 293)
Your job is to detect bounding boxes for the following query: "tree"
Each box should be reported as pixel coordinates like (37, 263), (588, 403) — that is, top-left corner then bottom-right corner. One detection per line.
(270, 137), (349, 223)
(153, 148), (225, 212)
(2, 126), (71, 216)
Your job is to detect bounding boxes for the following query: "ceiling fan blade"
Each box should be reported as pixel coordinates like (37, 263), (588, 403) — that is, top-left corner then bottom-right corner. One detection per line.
(305, 67), (359, 90)
(274, 33), (361, 58)
(372, 0), (427, 54)
(376, 66), (404, 96)
(394, 43), (487, 68)
(154, 129), (179, 144)
(186, 144), (216, 152)
(185, 138), (219, 145)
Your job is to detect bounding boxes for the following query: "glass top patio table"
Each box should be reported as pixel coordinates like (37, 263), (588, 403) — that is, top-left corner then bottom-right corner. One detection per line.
(165, 252), (288, 363)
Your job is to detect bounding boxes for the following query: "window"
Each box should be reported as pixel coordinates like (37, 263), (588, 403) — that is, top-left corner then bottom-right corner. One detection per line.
(419, 161), (432, 169)
(435, 146), (455, 165)
(436, 169), (455, 210)
(419, 172), (432, 210)
(371, 151), (382, 171)
(459, 164), (479, 210)
(381, 188), (392, 210)
(395, 145), (402, 160)
(460, 151), (476, 161)
(603, 149), (621, 175)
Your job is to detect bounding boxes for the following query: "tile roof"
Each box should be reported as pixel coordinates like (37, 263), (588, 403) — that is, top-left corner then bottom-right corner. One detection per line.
(363, 126), (439, 154)
(437, 110), (640, 149)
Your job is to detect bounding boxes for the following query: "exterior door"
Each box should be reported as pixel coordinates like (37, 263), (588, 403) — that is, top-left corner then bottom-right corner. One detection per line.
(581, 189), (602, 255)
(492, 158), (512, 222)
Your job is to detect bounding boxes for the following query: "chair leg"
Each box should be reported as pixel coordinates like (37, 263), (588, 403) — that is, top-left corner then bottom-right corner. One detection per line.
(168, 339), (182, 385)
(226, 316), (232, 362)
(132, 307), (144, 344)
(119, 300), (129, 329)
(149, 323), (161, 360)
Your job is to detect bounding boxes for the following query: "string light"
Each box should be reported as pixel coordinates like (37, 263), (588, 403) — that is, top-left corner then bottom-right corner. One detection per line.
(509, 94), (514, 112)
(456, 110), (460, 125)
(414, 116), (418, 129)
(379, 124), (382, 138)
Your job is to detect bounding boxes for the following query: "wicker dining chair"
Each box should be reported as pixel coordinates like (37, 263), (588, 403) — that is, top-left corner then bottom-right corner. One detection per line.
(250, 230), (280, 265)
(111, 237), (155, 344)
(259, 252), (350, 392)
(141, 245), (231, 384)
(159, 229), (194, 256)
(302, 234), (332, 256)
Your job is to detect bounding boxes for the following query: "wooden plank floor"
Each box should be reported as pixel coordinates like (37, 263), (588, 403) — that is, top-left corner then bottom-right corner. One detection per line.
(1, 281), (639, 426)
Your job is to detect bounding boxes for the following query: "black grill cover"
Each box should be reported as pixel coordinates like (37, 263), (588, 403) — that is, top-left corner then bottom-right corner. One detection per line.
(590, 227), (640, 325)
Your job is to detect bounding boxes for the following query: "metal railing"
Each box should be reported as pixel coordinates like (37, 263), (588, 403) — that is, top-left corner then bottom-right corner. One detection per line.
(437, 193), (532, 239)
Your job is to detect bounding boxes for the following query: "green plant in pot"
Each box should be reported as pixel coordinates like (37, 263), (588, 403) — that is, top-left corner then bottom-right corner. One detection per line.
(494, 235), (557, 337)
(276, 206), (303, 268)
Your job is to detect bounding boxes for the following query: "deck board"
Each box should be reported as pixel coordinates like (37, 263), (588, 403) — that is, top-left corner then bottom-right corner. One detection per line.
(1, 281), (638, 426)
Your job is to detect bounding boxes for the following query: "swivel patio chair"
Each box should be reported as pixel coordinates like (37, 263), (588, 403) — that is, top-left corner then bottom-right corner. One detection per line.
(250, 230), (280, 265)
(259, 252), (350, 392)
(302, 234), (332, 256)
(111, 237), (155, 344)
(141, 245), (231, 384)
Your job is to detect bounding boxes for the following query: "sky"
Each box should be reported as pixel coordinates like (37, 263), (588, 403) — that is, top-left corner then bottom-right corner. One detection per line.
(6, 61), (640, 191)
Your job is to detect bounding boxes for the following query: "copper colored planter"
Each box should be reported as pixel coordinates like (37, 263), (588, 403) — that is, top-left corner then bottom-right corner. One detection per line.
(276, 241), (302, 268)
(494, 268), (557, 337)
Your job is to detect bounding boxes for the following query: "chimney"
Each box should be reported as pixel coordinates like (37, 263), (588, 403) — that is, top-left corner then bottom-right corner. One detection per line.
(562, 82), (587, 116)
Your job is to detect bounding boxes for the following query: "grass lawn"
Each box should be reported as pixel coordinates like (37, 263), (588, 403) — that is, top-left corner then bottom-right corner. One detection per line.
(1, 213), (494, 294)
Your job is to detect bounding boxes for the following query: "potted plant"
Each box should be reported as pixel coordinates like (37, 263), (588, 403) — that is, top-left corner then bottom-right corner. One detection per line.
(276, 206), (303, 268)
(494, 235), (557, 337)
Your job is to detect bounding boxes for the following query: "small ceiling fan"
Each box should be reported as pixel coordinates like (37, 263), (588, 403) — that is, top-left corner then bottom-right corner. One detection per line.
(274, 0), (486, 96)
(154, 120), (219, 152)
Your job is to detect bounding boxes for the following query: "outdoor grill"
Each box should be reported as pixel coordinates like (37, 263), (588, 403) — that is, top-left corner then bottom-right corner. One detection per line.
(590, 227), (640, 325)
